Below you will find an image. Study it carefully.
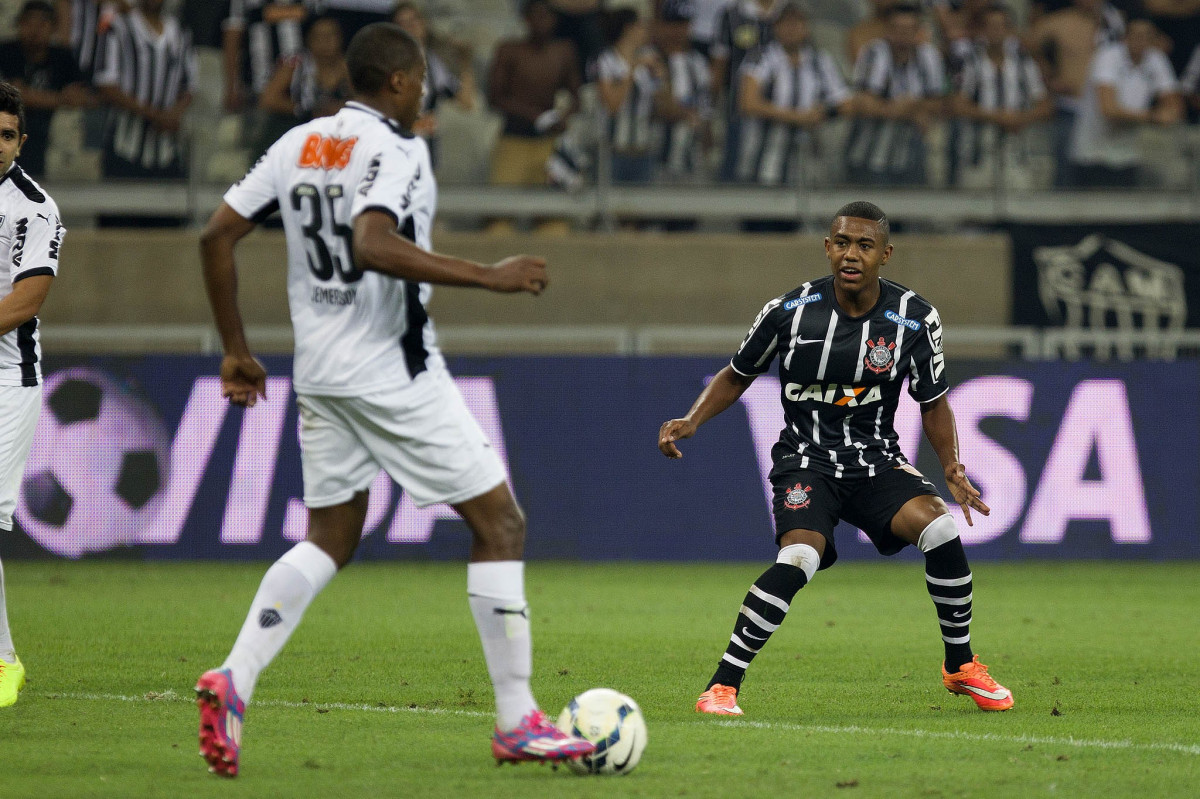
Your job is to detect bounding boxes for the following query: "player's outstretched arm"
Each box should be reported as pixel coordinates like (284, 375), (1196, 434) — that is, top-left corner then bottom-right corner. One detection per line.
(920, 394), (990, 525)
(658, 365), (756, 459)
(199, 203), (267, 407)
(353, 211), (547, 294)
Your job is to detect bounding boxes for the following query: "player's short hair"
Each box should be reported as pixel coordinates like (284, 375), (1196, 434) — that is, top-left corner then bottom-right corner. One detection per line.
(886, 2), (922, 19)
(0, 81), (26, 139)
(776, 1), (810, 22)
(346, 22), (422, 95)
(833, 201), (889, 242)
(18, 0), (57, 23)
(521, 0), (551, 17)
(984, 2), (1013, 19)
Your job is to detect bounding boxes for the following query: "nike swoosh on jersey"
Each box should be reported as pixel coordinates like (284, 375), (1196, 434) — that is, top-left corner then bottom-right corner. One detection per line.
(960, 683), (1011, 701)
(793, 339), (825, 345)
(741, 627), (768, 641)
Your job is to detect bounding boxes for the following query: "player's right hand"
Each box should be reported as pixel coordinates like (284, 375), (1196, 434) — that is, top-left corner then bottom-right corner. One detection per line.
(484, 255), (548, 295)
(658, 418), (697, 459)
(220, 353), (268, 408)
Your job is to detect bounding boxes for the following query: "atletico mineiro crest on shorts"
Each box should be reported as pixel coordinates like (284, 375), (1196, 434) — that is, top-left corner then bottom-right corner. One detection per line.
(784, 483), (813, 510)
(864, 337), (897, 374)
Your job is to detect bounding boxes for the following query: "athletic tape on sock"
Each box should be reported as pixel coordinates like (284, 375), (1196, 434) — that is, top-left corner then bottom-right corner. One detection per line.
(776, 543), (820, 582)
(917, 514), (959, 553)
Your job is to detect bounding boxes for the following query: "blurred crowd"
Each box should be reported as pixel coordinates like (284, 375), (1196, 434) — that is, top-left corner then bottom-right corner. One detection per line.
(1, 0), (1198, 201)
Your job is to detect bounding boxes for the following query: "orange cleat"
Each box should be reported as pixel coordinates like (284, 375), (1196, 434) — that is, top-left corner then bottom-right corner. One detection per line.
(942, 656), (1014, 711)
(696, 684), (743, 716)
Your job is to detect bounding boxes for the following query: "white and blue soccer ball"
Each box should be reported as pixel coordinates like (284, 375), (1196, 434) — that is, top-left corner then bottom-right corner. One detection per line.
(17, 367), (171, 558)
(557, 688), (647, 775)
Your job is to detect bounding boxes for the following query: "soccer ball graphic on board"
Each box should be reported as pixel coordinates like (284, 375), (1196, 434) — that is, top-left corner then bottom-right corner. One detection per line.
(17, 367), (171, 558)
(557, 688), (648, 775)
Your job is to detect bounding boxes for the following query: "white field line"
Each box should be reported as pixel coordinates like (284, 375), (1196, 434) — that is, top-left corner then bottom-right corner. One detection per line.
(45, 691), (1200, 757)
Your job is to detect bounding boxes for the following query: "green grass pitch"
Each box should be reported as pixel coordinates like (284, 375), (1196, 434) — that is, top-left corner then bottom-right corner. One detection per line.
(1, 560), (1197, 798)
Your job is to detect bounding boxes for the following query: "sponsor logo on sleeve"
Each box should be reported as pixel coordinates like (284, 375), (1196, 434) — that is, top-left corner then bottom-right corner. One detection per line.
(784, 292), (823, 311)
(886, 310), (922, 331)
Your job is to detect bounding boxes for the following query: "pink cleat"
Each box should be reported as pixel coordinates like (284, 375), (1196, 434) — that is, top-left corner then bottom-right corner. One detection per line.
(491, 709), (595, 764)
(195, 668), (245, 777)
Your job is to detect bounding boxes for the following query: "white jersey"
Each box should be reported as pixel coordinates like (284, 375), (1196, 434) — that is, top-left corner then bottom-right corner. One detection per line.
(223, 101), (443, 396)
(0, 164), (64, 388)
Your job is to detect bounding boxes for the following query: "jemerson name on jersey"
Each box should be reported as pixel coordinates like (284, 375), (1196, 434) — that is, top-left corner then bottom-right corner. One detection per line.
(732, 275), (947, 479)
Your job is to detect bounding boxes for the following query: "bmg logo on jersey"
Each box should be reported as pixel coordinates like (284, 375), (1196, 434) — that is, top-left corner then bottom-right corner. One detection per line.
(297, 134), (358, 170)
(784, 382), (884, 407)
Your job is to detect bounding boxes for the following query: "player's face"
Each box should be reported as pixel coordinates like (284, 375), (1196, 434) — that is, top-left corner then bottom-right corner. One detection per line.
(17, 10), (55, 49)
(982, 11), (1008, 47)
(307, 18), (344, 61)
(0, 112), (26, 175)
(1126, 21), (1156, 62)
(393, 60), (427, 129)
(774, 15), (808, 50)
(825, 216), (892, 293)
(886, 13), (920, 52)
(393, 8), (427, 43)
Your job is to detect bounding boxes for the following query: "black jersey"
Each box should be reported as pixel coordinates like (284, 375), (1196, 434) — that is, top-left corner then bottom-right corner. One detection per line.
(731, 275), (948, 479)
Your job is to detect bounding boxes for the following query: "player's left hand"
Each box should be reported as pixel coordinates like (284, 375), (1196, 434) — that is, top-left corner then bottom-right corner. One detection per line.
(220, 353), (268, 408)
(484, 255), (548, 295)
(944, 462), (990, 526)
(658, 418), (697, 459)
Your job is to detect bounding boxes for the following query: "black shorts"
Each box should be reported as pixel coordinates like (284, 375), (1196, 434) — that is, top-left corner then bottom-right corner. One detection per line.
(769, 461), (941, 570)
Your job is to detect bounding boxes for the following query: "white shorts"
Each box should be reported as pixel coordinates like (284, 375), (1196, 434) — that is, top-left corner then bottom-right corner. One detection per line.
(0, 384), (42, 531)
(297, 370), (507, 509)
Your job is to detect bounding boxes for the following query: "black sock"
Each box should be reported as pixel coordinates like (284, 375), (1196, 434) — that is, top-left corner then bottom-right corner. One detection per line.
(923, 537), (975, 672)
(707, 563), (808, 691)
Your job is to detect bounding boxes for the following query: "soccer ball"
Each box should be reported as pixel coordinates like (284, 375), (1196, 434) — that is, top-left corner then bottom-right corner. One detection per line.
(556, 688), (647, 775)
(17, 367), (171, 558)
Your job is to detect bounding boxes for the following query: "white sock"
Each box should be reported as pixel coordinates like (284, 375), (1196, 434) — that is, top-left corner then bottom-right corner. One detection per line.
(221, 542), (337, 703)
(467, 561), (537, 731)
(0, 556), (14, 663)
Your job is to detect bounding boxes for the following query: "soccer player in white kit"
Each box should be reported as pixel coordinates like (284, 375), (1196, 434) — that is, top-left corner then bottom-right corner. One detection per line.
(194, 24), (593, 776)
(0, 81), (63, 708)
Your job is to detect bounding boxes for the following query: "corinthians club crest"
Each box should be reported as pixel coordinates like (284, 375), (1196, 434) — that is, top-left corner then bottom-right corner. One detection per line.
(864, 337), (896, 374)
(784, 483), (813, 510)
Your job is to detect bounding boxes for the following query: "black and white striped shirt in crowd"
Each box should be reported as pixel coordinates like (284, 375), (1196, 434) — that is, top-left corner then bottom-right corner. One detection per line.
(0, 165), (64, 388)
(658, 49), (711, 178)
(955, 37), (1046, 168)
(845, 38), (945, 177)
(731, 275), (948, 479)
(597, 48), (659, 155)
(93, 10), (198, 172)
(736, 41), (849, 185)
(422, 50), (461, 115)
(69, 0), (118, 82)
(711, 0), (778, 94)
(226, 0), (312, 97)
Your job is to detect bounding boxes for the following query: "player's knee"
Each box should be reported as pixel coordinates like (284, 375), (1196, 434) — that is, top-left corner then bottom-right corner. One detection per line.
(485, 501), (526, 556)
(776, 543), (821, 582)
(917, 513), (959, 553)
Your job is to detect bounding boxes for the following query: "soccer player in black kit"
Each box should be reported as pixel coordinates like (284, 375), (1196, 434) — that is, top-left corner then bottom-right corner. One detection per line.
(658, 201), (1013, 715)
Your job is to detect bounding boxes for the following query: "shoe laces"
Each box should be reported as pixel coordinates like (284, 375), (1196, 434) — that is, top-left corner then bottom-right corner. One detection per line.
(963, 658), (999, 687)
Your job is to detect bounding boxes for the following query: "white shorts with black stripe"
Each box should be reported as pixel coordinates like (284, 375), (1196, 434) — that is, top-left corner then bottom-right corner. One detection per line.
(0, 384), (42, 530)
(297, 369), (506, 509)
